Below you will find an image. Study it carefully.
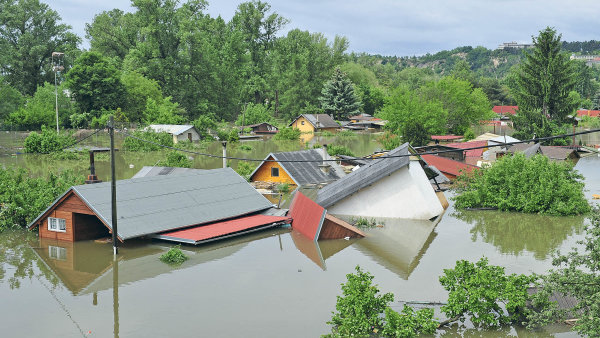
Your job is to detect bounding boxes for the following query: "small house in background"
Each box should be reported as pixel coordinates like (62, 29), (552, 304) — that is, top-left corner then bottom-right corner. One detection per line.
(316, 143), (445, 220)
(349, 113), (374, 123)
(147, 124), (201, 143)
(507, 143), (580, 163)
(446, 140), (489, 166)
(420, 154), (478, 180)
(27, 168), (286, 244)
(249, 148), (345, 188)
(492, 105), (518, 118)
(240, 122), (279, 134)
(289, 114), (339, 133)
(576, 109), (600, 118)
(431, 135), (463, 144)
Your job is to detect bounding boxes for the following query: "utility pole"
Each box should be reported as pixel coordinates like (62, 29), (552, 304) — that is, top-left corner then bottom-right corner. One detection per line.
(109, 115), (118, 255)
(52, 52), (64, 134)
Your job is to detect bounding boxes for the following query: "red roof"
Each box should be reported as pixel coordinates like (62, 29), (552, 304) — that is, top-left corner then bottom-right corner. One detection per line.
(421, 154), (478, 178)
(288, 192), (326, 241)
(493, 106), (518, 115)
(577, 110), (600, 117)
(158, 214), (291, 244)
(446, 140), (488, 157)
(431, 135), (463, 141)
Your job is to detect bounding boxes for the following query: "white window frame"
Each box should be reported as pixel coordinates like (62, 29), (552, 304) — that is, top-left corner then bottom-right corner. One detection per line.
(48, 245), (67, 261)
(48, 217), (66, 233)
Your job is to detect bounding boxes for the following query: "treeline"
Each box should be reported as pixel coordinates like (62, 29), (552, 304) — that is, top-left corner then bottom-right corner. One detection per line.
(1, 0), (600, 140)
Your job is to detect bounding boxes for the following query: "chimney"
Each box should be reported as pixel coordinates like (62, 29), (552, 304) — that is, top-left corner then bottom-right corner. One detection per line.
(85, 150), (102, 184)
(222, 141), (227, 168)
(318, 144), (331, 175)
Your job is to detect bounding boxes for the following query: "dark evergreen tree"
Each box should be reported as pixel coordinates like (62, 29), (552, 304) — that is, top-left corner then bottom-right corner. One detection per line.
(513, 27), (577, 123)
(319, 67), (361, 120)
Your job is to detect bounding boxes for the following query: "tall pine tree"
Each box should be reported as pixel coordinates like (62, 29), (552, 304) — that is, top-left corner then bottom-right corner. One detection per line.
(319, 67), (361, 120)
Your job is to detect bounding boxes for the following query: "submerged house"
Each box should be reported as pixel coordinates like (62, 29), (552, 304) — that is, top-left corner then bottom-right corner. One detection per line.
(507, 143), (580, 163)
(27, 168), (289, 244)
(240, 122), (278, 134)
(147, 124), (201, 143)
(249, 148), (345, 187)
(316, 143), (445, 220)
(421, 154), (478, 180)
(289, 114), (339, 133)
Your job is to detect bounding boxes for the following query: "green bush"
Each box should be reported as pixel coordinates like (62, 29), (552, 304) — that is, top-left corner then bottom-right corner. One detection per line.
(159, 245), (188, 265)
(23, 126), (76, 153)
(0, 168), (84, 231)
(377, 131), (401, 150)
(439, 257), (534, 327)
(327, 145), (355, 157)
(238, 144), (252, 151)
(235, 162), (257, 181)
(336, 130), (357, 138)
(122, 129), (173, 151)
(276, 183), (290, 193)
(453, 153), (590, 215)
(156, 151), (192, 168)
(351, 217), (378, 229)
(463, 128), (475, 141)
(273, 127), (301, 141)
(326, 266), (394, 336)
(382, 306), (437, 337)
(321, 130), (335, 137)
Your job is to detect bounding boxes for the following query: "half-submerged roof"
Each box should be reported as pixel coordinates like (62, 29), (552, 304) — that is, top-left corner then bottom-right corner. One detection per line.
(316, 143), (410, 208)
(147, 124), (196, 135)
(290, 114), (339, 129)
(29, 168), (273, 240)
(132, 166), (203, 178)
(251, 148), (345, 186)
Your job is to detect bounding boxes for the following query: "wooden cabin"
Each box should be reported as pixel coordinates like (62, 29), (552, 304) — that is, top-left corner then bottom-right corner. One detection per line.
(241, 122), (278, 134)
(147, 124), (201, 143)
(289, 114), (339, 133)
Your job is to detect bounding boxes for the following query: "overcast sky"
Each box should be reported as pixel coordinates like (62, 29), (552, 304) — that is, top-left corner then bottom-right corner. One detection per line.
(50, 0), (600, 56)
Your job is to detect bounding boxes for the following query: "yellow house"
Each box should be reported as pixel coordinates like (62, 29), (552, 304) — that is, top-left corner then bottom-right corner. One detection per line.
(289, 114), (340, 133)
(250, 149), (345, 187)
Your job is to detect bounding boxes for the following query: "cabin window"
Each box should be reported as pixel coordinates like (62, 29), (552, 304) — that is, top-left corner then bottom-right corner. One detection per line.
(48, 246), (67, 260)
(271, 167), (279, 177)
(48, 217), (66, 232)
(301, 121), (305, 125)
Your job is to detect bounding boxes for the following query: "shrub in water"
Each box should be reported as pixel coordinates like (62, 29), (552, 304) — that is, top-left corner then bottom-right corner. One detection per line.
(327, 145), (355, 157)
(159, 245), (188, 265)
(382, 306), (437, 338)
(157, 151), (192, 168)
(273, 127), (301, 141)
(24, 126), (76, 153)
(122, 129), (173, 151)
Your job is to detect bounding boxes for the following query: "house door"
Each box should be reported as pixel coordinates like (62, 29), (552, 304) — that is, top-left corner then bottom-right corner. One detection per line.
(188, 133), (192, 142)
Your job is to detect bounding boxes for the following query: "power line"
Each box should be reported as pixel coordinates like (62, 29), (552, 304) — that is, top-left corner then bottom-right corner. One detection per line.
(119, 128), (600, 163)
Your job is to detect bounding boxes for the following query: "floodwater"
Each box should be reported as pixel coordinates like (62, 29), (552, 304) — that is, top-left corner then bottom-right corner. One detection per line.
(0, 131), (599, 337)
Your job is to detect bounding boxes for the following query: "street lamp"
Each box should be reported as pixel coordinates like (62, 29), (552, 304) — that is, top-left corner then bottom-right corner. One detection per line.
(52, 52), (65, 134)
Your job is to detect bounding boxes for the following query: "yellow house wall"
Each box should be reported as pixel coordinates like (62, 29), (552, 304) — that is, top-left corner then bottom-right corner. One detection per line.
(251, 156), (296, 186)
(290, 116), (315, 133)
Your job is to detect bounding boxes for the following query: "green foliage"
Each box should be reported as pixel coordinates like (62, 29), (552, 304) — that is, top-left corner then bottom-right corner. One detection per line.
(319, 67), (362, 120)
(121, 71), (163, 123)
(144, 96), (186, 125)
(454, 153), (590, 215)
(235, 162), (257, 181)
(159, 245), (188, 265)
(23, 126), (76, 153)
(439, 257), (534, 327)
(402, 120), (430, 147)
(7, 82), (73, 130)
(463, 128), (475, 141)
(238, 144), (253, 151)
(157, 152), (192, 168)
(351, 217), (378, 229)
(236, 103), (274, 126)
(0, 79), (24, 122)
(527, 207), (600, 336)
(579, 115), (600, 128)
(66, 51), (126, 115)
(90, 113), (111, 130)
(382, 306), (437, 337)
(273, 127), (301, 141)
(377, 131), (401, 150)
(69, 112), (91, 129)
(0, 0), (80, 96)
(326, 145), (355, 157)
(193, 114), (218, 139)
(276, 183), (290, 193)
(320, 130), (335, 137)
(216, 129), (239, 143)
(335, 130), (357, 138)
(512, 27), (577, 123)
(511, 108), (572, 145)
(0, 168), (83, 231)
(122, 129), (173, 152)
(327, 266), (394, 337)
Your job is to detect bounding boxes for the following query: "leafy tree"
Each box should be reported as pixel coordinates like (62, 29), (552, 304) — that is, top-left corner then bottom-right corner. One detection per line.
(0, 79), (24, 123)
(272, 127), (300, 141)
(439, 257), (534, 328)
(402, 121), (430, 147)
(327, 266), (394, 336)
(66, 52), (125, 116)
(454, 153), (590, 215)
(512, 27), (577, 123)
(192, 114), (218, 139)
(355, 84), (386, 116)
(0, 0), (80, 96)
(235, 102), (273, 126)
(573, 60), (599, 100)
(319, 67), (361, 120)
(85, 9), (139, 60)
(144, 97), (186, 125)
(157, 151), (192, 168)
(382, 306), (437, 338)
(6, 82), (73, 130)
(23, 125), (75, 153)
(121, 71), (163, 123)
(122, 129), (173, 151)
(478, 77), (514, 106)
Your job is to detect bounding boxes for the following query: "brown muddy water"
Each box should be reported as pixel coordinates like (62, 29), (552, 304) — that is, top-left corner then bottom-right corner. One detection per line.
(0, 131), (599, 337)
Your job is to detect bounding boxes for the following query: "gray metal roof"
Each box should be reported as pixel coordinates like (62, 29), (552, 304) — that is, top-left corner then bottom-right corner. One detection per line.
(29, 168), (273, 240)
(508, 143), (540, 158)
(316, 143), (410, 208)
(290, 114), (339, 129)
(132, 166), (204, 178)
(250, 148), (345, 186)
(147, 124), (196, 135)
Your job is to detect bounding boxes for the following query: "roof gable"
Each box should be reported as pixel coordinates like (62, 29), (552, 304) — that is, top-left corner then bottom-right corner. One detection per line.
(147, 124), (196, 135)
(420, 154), (478, 177)
(290, 114), (339, 129)
(316, 143), (410, 208)
(492, 106), (518, 115)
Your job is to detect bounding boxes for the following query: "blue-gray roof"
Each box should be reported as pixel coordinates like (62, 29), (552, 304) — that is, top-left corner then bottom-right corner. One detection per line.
(250, 148), (345, 186)
(289, 114), (339, 129)
(29, 168), (273, 240)
(316, 143), (410, 208)
(132, 166), (203, 178)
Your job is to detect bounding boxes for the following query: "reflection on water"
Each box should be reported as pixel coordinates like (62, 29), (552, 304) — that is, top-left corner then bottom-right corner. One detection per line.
(289, 230), (356, 270)
(455, 211), (585, 260)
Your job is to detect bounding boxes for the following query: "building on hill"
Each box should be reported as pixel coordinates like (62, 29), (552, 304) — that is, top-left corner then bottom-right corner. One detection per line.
(249, 148), (345, 187)
(147, 124), (201, 143)
(497, 42), (533, 50)
(289, 114), (339, 133)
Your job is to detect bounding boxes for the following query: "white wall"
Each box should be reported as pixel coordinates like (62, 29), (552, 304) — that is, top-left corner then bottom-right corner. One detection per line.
(174, 128), (201, 143)
(327, 161), (444, 220)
